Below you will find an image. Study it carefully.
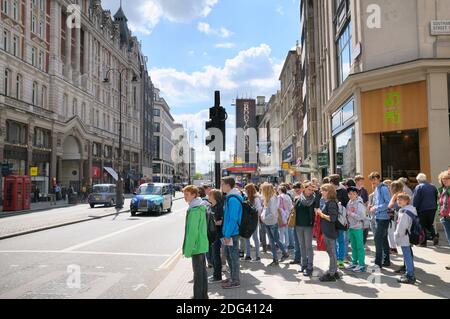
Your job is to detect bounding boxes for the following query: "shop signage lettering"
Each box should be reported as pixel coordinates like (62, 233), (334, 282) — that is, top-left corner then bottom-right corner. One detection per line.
(384, 91), (401, 125)
(30, 167), (39, 176)
(431, 20), (450, 35)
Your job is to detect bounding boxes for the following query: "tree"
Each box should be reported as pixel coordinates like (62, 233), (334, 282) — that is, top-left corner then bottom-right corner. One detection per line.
(193, 173), (203, 180)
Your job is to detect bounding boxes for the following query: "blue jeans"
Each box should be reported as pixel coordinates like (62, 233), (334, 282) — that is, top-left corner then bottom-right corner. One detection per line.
(335, 230), (347, 262)
(211, 238), (222, 280)
(375, 219), (391, 266)
(293, 227), (301, 262)
(245, 226), (261, 259)
(401, 246), (415, 278)
(288, 227), (295, 248)
(441, 217), (450, 244)
(279, 226), (289, 247)
(266, 224), (287, 262)
(224, 236), (240, 283)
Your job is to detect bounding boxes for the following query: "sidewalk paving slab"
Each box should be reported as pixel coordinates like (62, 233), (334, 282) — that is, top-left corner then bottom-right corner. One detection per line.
(148, 236), (450, 299)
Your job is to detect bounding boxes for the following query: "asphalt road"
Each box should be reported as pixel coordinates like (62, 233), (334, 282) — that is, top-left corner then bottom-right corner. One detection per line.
(0, 197), (189, 299)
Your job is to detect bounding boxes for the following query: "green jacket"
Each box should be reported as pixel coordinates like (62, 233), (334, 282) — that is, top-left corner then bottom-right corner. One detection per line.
(182, 201), (209, 258)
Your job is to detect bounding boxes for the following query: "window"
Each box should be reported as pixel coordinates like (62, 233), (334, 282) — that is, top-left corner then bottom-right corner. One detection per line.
(32, 82), (38, 105)
(31, 47), (36, 66)
(2, 0), (8, 15)
(96, 110), (99, 127)
(34, 127), (51, 148)
(334, 125), (356, 179)
(13, 0), (18, 20)
(6, 120), (27, 145)
(3, 30), (10, 52)
(81, 103), (86, 122)
(39, 0), (44, 11)
(153, 122), (160, 133)
(332, 97), (355, 135)
(336, 22), (352, 85)
(153, 136), (160, 159)
(15, 74), (22, 99)
(4, 69), (10, 96)
(32, 15), (36, 34)
(153, 163), (161, 174)
(41, 85), (47, 108)
(39, 21), (43, 38)
(153, 108), (160, 117)
(72, 99), (78, 116)
(63, 94), (68, 115)
(39, 51), (44, 70)
(12, 36), (18, 56)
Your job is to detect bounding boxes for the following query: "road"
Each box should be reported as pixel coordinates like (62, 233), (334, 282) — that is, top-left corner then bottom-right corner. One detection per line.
(0, 197), (188, 299)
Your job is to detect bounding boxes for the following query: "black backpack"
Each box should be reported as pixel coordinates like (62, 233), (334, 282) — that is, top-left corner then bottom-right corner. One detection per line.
(206, 211), (218, 245)
(227, 195), (259, 239)
(404, 210), (424, 245)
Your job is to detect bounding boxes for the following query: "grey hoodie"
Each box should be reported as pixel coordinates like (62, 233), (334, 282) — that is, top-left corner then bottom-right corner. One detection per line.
(346, 197), (367, 230)
(395, 205), (417, 247)
(189, 197), (203, 209)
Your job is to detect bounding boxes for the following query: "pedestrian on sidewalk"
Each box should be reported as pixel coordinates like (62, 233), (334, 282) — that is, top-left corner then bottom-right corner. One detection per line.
(182, 185), (209, 299)
(208, 189), (225, 283)
(387, 181), (404, 254)
(369, 172), (392, 269)
(244, 183), (262, 262)
(437, 170), (450, 270)
(221, 177), (243, 289)
(316, 183), (339, 282)
(345, 187), (367, 273)
(413, 173), (439, 247)
(355, 175), (370, 246)
(295, 182), (316, 276)
(256, 185), (269, 253)
(199, 187), (213, 269)
(329, 174), (349, 268)
(289, 182), (303, 265)
(277, 186), (292, 249)
(394, 193), (417, 284)
(260, 182), (289, 267)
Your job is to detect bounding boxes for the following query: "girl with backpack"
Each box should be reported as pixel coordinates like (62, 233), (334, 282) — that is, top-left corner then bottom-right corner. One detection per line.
(394, 193), (417, 284)
(261, 183), (289, 266)
(243, 184), (262, 261)
(207, 189), (224, 283)
(387, 181), (404, 254)
(315, 183), (340, 282)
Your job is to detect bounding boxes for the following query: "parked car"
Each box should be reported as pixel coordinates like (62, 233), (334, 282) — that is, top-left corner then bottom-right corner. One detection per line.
(130, 183), (173, 216)
(88, 184), (124, 208)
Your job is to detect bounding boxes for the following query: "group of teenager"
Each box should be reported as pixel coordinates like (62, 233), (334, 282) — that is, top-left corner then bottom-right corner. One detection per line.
(181, 167), (450, 299)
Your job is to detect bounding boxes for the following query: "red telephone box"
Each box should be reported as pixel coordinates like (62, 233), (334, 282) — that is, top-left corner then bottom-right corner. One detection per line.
(22, 176), (31, 210)
(3, 176), (24, 211)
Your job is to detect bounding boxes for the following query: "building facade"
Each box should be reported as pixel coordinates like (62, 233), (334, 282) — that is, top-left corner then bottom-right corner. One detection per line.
(140, 54), (154, 183)
(0, 0), (146, 203)
(300, 0), (450, 187)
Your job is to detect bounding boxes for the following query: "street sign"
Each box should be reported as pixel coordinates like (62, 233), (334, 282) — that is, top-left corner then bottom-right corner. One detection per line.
(30, 167), (39, 176)
(282, 162), (291, 170)
(318, 153), (329, 167)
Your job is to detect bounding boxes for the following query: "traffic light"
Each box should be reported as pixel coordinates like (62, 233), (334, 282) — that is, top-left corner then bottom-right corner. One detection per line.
(205, 91), (227, 152)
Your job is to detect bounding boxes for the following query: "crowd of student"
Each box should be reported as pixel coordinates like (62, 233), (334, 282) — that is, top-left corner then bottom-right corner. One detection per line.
(181, 168), (450, 299)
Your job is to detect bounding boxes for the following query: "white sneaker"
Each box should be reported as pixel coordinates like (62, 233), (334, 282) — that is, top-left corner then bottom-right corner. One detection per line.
(353, 265), (366, 273)
(345, 264), (358, 270)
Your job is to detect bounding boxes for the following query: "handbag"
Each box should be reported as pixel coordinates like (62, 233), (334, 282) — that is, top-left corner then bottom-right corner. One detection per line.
(288, 207), (296, 228)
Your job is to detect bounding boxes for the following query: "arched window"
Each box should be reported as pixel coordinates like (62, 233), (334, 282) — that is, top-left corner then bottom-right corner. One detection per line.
(72, 98), (78, 116)
(41, 85), (47, 108)
(32, 81), (38, 105)
(16, 73), (22, 99)
(81, 102), (86, 122)
(4, 69), (10, 96)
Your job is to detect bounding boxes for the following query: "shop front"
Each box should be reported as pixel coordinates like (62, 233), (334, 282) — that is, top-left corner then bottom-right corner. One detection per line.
(361, 81), (430, 188)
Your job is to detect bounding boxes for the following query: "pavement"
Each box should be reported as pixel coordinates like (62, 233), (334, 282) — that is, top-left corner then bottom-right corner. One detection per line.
(148, 233), (450, 299)
(0, 192), (185, 240)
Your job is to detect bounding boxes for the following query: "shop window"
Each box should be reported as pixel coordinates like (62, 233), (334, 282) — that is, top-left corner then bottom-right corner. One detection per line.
(336, 22), (352, 86)
(334, 125), (356, 179)
(153, 163), (161, 174)
(332, 97), (355, 135)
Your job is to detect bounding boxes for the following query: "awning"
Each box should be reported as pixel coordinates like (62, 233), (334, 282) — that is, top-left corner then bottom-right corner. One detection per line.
(104, 167), (118, 181)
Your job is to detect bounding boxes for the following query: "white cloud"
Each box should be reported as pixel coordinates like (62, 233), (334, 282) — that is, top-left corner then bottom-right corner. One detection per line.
(102, 0), (219, 34)
(197, 22), (233, 38)
(215, 42), (236, 49)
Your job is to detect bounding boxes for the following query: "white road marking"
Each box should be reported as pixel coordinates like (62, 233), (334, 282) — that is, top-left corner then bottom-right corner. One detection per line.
(61, 208), (185, 252)
(38, 265), (48, 268)
(10, 265), (19, 267)
(96, 266), (104, 269)
(0, 250), (171, 258)
(132, 283), (148, 291)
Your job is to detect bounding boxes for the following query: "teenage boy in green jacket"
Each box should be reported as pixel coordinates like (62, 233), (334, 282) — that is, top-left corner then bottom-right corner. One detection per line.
(182, 185), (209, 299)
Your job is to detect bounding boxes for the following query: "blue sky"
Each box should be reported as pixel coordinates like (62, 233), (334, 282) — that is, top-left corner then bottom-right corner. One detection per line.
(102, 0), (300, 172)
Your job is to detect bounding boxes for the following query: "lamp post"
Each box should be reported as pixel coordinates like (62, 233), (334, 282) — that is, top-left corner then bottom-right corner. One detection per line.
(103, 68), (137, 209)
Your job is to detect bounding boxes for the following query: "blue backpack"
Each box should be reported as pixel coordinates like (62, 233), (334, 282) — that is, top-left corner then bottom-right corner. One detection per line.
(404, 210), (424, 245)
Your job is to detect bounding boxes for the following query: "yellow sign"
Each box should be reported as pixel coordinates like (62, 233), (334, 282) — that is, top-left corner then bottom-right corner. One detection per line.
(282, 162), (290, 170)
(30, 167), (39, 176)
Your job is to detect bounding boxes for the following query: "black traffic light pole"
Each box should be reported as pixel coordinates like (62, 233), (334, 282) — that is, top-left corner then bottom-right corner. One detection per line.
(206, 91), (227, 189)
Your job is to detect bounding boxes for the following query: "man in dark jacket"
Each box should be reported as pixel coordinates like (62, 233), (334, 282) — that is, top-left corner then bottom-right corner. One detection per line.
(413, 173), (439, 246)
(329, 174), (349, 208)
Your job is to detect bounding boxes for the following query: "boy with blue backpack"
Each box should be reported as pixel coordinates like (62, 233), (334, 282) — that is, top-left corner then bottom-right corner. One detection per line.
(394, 192), (420, 284)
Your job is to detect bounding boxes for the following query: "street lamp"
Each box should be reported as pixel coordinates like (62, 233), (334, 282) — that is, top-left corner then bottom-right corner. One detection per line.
(103, 68), (138, 209)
